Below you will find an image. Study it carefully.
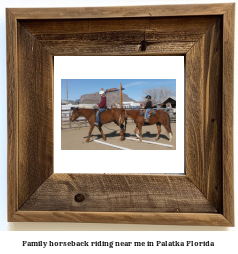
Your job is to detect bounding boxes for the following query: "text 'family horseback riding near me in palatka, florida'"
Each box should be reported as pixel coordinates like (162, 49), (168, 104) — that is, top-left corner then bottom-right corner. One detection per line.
(21, 240), (215, 248)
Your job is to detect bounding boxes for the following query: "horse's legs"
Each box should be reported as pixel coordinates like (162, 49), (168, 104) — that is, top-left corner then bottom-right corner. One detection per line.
(163, 123), (173, 142)
(134, 125), (140, 139)
(86, 124), (95, 143)
(168, 132), (172, 142)
(119, 128), (125, 141)
(113, 120), (125, 141)
(118, 120), (125, 141)
(155, 124), (161, 141)
(138, 124), (143, 142)
(97, 125), (106, 141)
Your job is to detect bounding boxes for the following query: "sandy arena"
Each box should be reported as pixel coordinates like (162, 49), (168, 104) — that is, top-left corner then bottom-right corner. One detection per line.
(61, 120), (176, 150)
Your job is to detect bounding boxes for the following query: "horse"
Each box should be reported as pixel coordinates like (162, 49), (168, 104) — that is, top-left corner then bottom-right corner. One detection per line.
(70, 107), (126, 142)
(125, 109), (172, 142)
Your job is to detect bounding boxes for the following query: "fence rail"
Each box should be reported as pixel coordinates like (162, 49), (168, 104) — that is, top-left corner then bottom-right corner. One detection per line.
(164, 108), (176, 120)
(61, 110), (88, 130)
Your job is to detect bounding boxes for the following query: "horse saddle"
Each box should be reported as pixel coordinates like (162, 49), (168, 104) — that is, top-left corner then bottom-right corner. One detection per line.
(98, 108), (109, 124)
(139, 109), (156, 116)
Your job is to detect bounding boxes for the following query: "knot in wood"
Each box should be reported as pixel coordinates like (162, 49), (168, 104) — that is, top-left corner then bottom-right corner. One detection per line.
(140, 40), (147, 51)
(74, 193), (85, 202)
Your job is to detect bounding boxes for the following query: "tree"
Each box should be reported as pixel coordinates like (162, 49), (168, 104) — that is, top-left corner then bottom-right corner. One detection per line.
(142, 86), (175, 104)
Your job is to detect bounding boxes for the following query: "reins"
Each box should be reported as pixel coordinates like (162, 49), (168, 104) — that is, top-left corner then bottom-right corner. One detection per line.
(102, 124), (121, 132)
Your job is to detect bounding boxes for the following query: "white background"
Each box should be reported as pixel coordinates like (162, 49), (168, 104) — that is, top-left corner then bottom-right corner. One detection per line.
(0, 0), (237, 253)
(55, 56), (184, 173)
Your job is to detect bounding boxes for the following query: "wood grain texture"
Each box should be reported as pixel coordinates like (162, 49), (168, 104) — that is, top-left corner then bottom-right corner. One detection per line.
(19, 17), (218, 56)
(186, 18), (223, 212)
(20, 174), (217, 213)
(18, 23), (54, 208)
(8, 3), (233, 19)
(6, 9), (18, 221)
(37, 41), (193, 56)
(11, 211), (232, 226)
(222, 4), (235, 226)
(20, 16), (218, 34)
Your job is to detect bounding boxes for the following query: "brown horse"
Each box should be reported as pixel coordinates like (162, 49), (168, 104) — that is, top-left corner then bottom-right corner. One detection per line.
(125, 109), (172, 142)
(70, 108), (126, 142)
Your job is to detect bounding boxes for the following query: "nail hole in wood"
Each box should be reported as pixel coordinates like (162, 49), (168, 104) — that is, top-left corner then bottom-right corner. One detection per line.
(74, 193), (85, 202)
(211, 119), (215, 122)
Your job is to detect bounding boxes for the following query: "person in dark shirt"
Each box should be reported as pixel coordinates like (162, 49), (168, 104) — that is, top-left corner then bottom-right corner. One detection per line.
(144, 95), (152, 122)
(94, 90), (107, 126)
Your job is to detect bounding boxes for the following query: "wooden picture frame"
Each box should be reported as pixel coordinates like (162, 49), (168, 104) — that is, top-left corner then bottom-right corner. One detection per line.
(7, 3), (234, 226)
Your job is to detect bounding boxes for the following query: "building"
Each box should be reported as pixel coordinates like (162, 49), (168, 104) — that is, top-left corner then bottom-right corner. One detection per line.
(78, 104), (96, 109)
(159, 96), (176, 108)
(115, 102), (140, 109)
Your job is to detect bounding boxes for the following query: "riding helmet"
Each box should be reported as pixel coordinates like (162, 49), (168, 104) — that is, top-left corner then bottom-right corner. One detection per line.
(145, 95), (151, 99)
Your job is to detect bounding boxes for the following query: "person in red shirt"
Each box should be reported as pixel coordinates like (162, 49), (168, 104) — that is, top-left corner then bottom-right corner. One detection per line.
(94, 90), (107, 126)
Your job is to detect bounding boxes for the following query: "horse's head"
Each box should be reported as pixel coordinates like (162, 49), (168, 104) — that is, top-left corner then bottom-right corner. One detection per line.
(70, 108), (80, 122)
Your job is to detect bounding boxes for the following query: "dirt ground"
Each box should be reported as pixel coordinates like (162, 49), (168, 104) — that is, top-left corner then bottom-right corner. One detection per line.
(61, 119), (176, 150)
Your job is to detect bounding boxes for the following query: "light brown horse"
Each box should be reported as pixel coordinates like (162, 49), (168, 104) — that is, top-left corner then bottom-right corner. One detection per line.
(70, 108), (126, 142)
(125, 109), (172, 142)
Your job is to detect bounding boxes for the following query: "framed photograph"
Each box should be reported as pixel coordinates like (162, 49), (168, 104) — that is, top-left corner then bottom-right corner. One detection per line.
(56, 56), (184, 174)
(7, 3), (234, 225)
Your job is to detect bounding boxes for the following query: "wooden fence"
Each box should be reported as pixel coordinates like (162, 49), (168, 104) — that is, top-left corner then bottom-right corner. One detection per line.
(61, 110), (88, 130)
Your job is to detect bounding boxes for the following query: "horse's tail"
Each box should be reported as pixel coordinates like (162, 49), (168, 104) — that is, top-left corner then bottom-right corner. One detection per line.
(168, 112), (172, 135)
(119, 109), (127, 131)
(166, 111), (173, 141)
(124, 116), (127, 131)
(123, 110), (127, 131)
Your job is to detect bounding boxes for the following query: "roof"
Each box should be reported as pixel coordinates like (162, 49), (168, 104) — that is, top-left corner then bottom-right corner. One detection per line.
(160, 96), (176, 104)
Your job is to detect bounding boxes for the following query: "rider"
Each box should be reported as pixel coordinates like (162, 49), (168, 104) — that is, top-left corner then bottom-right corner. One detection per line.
(144, 95), (152, 122)
(94, 90), (107, 126)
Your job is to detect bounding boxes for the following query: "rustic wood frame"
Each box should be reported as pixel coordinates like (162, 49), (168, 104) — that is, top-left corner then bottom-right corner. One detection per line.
(7, 4), (234, 226)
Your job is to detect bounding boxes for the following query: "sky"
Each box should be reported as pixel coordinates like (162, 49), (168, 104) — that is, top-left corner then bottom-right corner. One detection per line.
(61, 79), (176, 102)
